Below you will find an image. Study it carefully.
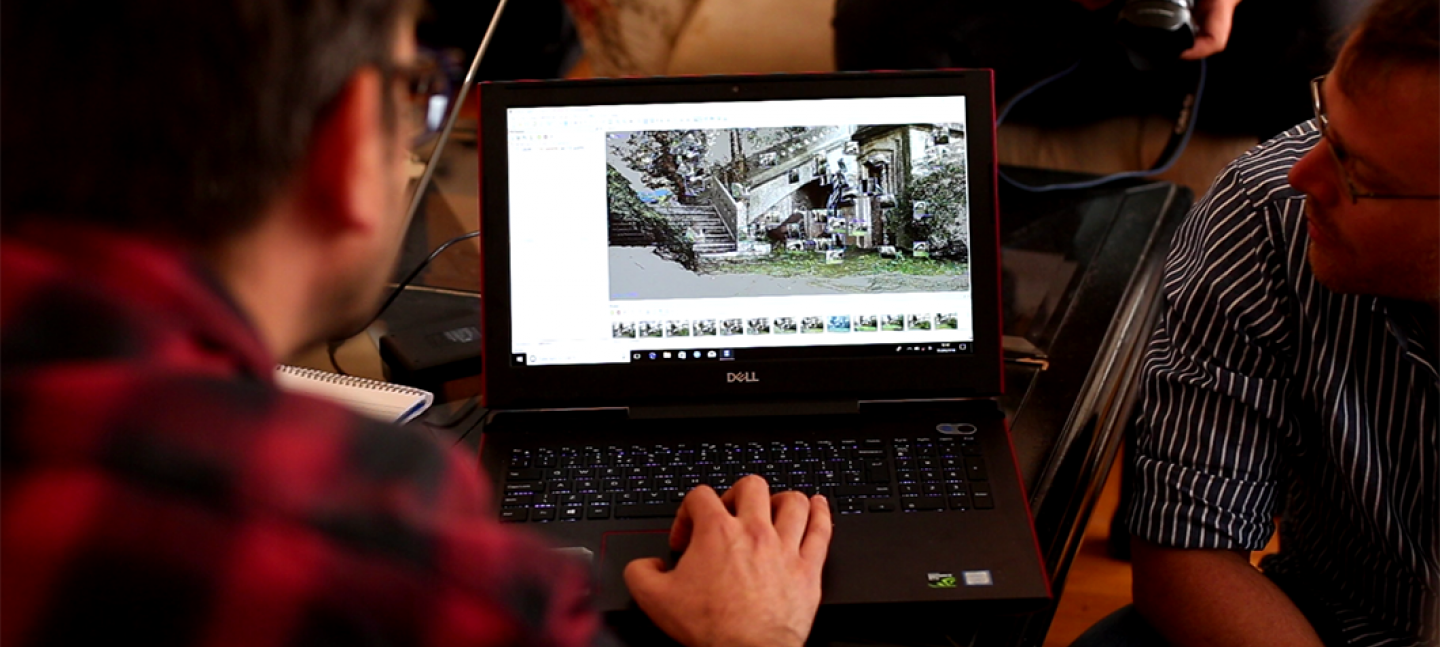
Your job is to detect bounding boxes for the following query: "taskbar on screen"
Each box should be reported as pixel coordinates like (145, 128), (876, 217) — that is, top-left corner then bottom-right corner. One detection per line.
(510, 341), (974, 367)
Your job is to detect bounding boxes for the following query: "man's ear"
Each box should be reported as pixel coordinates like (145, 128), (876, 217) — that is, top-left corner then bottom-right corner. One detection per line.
(300, 68), (388, 234)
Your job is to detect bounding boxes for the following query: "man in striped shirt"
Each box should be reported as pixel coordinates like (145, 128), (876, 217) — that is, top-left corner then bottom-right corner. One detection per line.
(1120, 0), (1439, 645)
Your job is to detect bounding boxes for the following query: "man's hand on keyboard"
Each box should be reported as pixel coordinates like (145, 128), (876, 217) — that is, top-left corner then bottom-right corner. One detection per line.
(623, 475), (832, 647)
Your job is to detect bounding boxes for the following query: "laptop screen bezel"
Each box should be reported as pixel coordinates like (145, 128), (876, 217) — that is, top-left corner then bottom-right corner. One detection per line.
(479, 71), (1003, 410)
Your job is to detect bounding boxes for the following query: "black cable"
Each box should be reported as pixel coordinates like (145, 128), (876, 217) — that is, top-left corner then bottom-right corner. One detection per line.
(449, 416), (484, 449)
(448, 404), (488, 448)
(336, 229), (480, 342)
(996, 59), (1207, 192)
(327, 340), (350, 375)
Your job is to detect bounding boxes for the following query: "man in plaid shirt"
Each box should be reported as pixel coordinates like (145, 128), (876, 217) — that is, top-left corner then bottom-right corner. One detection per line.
(0, 1), (832, 646)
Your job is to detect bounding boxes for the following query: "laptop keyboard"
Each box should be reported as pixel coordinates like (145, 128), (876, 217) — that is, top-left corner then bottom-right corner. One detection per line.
(497, 436), (993, 522)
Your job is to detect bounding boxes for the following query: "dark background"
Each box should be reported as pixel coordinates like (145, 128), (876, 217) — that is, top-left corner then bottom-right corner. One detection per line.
(418, 0), (580, 81)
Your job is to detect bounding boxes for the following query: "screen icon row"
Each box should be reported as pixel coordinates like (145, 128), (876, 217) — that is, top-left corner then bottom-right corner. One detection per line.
(632, 349), (734, 362)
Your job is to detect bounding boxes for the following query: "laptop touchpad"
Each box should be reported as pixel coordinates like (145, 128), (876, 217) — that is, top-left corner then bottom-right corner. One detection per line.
(596, 530), (675, 611)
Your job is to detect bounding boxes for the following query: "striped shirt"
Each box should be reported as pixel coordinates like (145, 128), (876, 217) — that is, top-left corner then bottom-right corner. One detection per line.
(1128, 122), (1439, 646)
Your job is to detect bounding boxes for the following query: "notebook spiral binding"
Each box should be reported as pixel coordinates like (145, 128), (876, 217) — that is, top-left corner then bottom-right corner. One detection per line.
(276, 365), (430, 398)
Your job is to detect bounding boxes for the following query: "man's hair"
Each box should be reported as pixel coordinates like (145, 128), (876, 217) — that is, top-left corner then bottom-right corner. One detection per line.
(1, 0), (414, 246)
(1337, 0), (1440, 97)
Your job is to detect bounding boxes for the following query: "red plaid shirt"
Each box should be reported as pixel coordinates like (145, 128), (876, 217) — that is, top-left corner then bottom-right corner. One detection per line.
(1, 223), (609, 647)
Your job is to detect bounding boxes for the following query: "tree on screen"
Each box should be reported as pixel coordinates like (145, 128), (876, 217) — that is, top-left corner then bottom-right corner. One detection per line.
(616, 130), (713, 205)
(889, 158), (969, 263)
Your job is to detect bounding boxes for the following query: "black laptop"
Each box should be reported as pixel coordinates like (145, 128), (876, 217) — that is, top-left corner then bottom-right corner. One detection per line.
(476, 70), (1051, 619)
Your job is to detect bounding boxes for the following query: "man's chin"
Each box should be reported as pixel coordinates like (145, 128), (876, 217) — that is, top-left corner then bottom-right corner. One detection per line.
(1306, 242), (1360, 295)
(313, 242), (402, 352)
(325, 313), (374, 346)
(312, 287), (387, 349)
(1308, 242), (1440, 301)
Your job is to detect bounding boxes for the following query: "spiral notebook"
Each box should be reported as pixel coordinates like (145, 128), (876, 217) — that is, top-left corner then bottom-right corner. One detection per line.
(275, 365), (434, 424)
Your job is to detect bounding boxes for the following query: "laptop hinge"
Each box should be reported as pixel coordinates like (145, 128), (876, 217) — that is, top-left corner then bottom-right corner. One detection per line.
(628, 400), (861, 420)
(861, 395), (1002, 409)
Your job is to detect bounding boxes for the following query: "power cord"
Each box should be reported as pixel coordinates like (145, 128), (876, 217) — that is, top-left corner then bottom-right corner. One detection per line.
(327, 340), (350, 375)
(339, 230), (480, 341)
(997, 59), (1206, 192)
(326, 229), (480, 374)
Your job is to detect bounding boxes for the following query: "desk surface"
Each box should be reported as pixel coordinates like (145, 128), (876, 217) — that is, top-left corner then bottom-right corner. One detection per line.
(387, 131), (1191, 645)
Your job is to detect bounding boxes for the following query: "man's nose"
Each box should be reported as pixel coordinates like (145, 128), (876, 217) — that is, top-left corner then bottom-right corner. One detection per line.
(1288, 139), (1344, 207)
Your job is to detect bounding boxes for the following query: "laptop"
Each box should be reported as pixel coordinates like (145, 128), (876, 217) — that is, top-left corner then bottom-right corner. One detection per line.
(475, 70), (1051, 621)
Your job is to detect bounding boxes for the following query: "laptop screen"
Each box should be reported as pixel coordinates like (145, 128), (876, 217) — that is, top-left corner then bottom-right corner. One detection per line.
(504, 96), (975, 368)
(480, 71), (1002, 409)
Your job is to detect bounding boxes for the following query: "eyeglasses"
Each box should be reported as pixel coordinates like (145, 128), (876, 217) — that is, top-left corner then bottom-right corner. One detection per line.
(379, 52), (452, 140)
(1310, 75), (1440, 204)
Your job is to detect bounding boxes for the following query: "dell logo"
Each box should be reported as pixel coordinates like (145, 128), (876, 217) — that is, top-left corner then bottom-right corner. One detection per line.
(727, 372), (759, 383)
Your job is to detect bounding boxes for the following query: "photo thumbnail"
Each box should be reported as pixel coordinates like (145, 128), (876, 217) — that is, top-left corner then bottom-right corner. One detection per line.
(666, 320), (692, 337)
